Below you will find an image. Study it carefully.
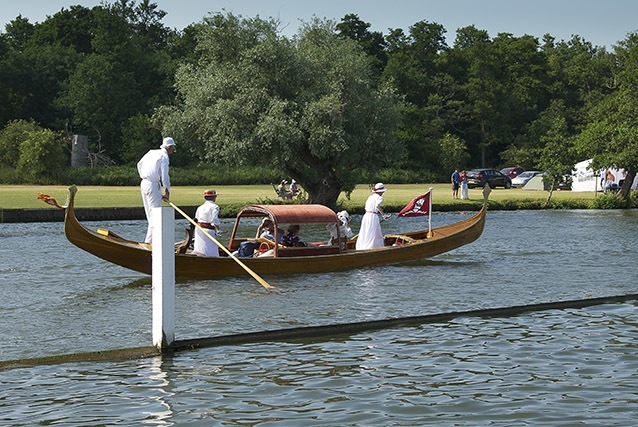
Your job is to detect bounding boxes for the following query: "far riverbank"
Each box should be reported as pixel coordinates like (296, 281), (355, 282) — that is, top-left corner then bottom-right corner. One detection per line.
(0, 183), (611, 223)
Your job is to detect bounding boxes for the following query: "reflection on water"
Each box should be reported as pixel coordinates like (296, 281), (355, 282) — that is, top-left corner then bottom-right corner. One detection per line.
(1, 209), (637, 424)
(144, 357), (174, 425)
(1, 303), (636, 425)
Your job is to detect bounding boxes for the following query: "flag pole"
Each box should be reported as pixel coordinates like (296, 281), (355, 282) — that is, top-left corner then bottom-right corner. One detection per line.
(428, 187), (433, 237)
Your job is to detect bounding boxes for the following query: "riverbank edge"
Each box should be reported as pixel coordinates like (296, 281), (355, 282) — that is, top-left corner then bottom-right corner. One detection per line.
(0, 199), (600, 223)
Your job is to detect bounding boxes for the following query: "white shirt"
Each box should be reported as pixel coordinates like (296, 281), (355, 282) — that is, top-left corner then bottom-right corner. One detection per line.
(364, 192), (384, 213)
(195, 200), (221, 228)
(137, 148), (171, 192)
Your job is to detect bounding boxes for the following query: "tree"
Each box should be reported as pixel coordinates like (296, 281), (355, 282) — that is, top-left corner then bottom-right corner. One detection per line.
(17, 128), (67, 179)
(576, 32), (638, 201)
(0, 15), (80, 129)
(52, 1), (175, 162)
(383, 20), (447, 106)
(0, 119), (43, 167)
(157, 14), (403, 208)
(119, 113), (162, 164)
(537, 113), (577, 204)
(438, 133), (470, 173)
(336, 14), (388, 74)
(57, 53), (144, 160)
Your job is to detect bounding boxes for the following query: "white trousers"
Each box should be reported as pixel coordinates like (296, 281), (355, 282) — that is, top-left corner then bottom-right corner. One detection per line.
(140, 179), (162, 243)
(193, 228), (220, 257)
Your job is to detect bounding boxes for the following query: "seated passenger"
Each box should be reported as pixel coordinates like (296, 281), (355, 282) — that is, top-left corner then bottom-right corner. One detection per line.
(327, 210), (354, 247)
(236, 218), (282, 257)
(289, 179), (301, 197)
(282, 224), (307, 247)
(255, 218), (283, 243)
(277, 179), (293, 199)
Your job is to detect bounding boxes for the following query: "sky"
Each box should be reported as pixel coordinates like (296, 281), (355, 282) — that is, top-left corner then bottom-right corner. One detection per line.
(2, 0), (637, 49)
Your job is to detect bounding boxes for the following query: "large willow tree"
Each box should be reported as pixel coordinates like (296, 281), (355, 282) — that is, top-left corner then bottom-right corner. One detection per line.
(157, 13), (403, 208)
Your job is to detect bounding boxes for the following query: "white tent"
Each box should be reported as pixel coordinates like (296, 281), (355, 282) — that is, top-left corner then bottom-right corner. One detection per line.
(521, 174), (547, 190)
(571, 159), (638, 192)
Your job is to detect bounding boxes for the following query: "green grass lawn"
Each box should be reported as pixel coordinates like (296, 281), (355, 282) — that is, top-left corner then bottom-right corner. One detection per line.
(0, 183), (596, 210)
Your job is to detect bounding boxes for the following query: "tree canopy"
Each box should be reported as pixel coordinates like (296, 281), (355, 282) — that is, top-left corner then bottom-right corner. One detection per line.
(157, 14), (403, 208)
(1, 2), (637, 205)
(576, 32), (638, 199)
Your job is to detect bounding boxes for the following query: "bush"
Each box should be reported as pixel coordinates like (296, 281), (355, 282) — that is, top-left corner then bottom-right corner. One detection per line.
(0, 166), (22, 183)
(590, 192), (626, 209)
(17, 129), (67, 180)
(170, 165), (283, 186)
(0, 120), (44, 167)
(544, 198), (591, 209)
(52, 164), (286, 186)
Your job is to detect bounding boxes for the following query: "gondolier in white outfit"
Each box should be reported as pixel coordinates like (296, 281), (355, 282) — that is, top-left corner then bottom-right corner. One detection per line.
(193, 189), (221, 257)
(137, 137), (176, 243)
(356, 183), (388, 250)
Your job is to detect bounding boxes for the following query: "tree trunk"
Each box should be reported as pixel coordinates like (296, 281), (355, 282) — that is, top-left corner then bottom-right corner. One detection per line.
(71, 134), (89, 167)
(619, 170), (636, 200)
(545, 186), (554, 206)
(300, 167), (341, 210)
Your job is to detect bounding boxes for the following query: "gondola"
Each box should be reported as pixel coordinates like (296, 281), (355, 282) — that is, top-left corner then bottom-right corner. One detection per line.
(57, 185), (489, 279)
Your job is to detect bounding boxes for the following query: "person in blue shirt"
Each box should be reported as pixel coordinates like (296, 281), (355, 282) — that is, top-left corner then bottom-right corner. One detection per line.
(451, 169), (460, 199)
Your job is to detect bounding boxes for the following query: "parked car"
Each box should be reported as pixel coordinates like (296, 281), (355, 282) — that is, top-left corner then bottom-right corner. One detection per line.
(500, 167), (525, 179)
(511, 170), (542, 187)
(466, 168), (512, 189)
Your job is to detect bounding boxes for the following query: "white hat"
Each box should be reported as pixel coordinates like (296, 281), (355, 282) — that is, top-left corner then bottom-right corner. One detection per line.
(161, 137), (176, 150)
(337, 210), (349, 223)
(372, 183), (386, 193)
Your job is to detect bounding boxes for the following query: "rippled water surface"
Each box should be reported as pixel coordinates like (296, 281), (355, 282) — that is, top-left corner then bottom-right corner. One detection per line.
(1, 208), (637, 425)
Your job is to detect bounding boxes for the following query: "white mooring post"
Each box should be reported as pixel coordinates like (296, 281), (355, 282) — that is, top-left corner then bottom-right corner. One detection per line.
(151, 206), (175, 352)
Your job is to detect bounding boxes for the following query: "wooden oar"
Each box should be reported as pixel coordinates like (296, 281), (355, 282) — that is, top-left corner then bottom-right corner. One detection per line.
(167, 201), (277, 290)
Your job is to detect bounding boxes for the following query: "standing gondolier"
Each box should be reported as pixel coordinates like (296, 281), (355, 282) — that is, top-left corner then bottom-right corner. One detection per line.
(193, 189), (222, 257)
(137, 137), (176, 243)
(356, 183), (389, 250)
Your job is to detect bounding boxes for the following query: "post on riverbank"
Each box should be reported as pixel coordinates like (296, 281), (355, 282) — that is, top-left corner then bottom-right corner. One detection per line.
(151, 206), (175, 352)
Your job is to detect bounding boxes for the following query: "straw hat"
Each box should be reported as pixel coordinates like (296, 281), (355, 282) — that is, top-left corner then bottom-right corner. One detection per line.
(372, 183), (386, 193)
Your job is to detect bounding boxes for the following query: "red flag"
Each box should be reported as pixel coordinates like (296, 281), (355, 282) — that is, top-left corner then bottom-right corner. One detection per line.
(398, 192), (430, 217)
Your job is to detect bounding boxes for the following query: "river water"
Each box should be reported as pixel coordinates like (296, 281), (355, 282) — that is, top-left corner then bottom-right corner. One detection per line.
(1, 209), (637, 425)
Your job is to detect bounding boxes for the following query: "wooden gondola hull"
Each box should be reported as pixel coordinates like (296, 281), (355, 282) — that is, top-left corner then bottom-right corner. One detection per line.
(63, 186), (487, 279)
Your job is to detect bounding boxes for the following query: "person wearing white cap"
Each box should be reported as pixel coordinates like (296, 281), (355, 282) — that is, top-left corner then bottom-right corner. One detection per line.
(137, 137), (176, 243)
(276, 179), (292, 199)
(289, 179), (300, 197)
(356, 183), (388, 250)
(193, 189), (221, 257)
(327, 210), (354, 248)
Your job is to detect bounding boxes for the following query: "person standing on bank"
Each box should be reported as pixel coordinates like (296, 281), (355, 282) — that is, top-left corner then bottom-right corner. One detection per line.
(193, 189), (221, 257)
(137, 137), (176, 243)
(460, 170), (469, 200)
(356, 183), (388, 250)
(451, 169), (460, 199)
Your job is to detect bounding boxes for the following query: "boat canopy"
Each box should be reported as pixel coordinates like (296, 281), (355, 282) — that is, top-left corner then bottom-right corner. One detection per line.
(236, 204), (339, 225)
